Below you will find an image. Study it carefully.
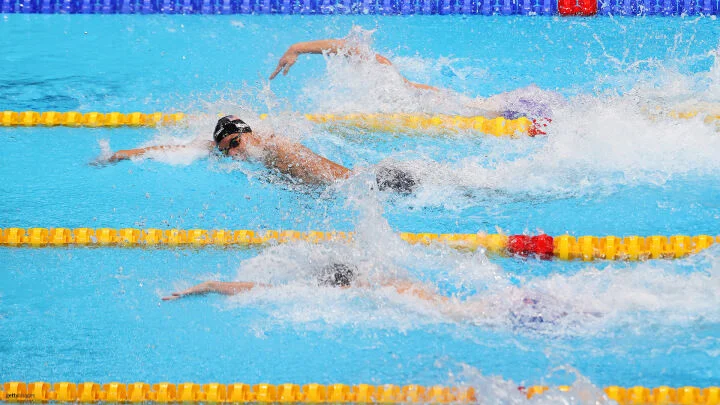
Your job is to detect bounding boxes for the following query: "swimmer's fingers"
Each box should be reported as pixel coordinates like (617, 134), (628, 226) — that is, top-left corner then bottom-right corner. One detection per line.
(161, 292), (184, 301)
(282, 61), (293, 76)
(88, 157), (109, 167)
(161, 286), (198, 301)
(269, 53), (297, 79)
(269, 62), (285, 80)
(89, 152), (124, 167)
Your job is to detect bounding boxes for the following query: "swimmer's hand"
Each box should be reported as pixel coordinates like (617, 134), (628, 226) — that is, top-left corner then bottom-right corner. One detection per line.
(89, 149), (132, 166)
(89, 157), (111, 167)
(106, 150), (134, 162)
(270, 46), (299, 80)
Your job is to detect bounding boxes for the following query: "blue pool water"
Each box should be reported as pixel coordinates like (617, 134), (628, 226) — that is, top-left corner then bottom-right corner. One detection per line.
(1, 15), (720, 396)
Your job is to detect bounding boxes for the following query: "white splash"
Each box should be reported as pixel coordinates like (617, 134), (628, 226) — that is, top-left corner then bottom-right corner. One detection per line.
(299, 25), (562, 118)
(202, 173), (720, 337)
(452, 364), (612, 405)
(100, 32), (720, 208)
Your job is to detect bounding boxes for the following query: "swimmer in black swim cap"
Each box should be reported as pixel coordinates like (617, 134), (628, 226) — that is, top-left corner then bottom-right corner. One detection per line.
(317, 263), (358, 287)
(375, 166), (419, 194)
(162, 263), (441, 302)
(104, 114), (421, 194)
(161, 266), (596, 328)
(105, 114), (351, 184)
(213, 115), (253, 155)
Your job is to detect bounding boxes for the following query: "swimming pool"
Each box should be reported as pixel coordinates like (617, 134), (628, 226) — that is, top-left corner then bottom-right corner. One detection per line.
(1, 14), (720, 400)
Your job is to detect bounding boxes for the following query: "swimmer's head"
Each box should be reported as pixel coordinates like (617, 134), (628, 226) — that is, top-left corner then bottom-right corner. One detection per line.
(317, 263), (357, 287)
(213, 115), (252, 154)
(375, 166), (418, 194)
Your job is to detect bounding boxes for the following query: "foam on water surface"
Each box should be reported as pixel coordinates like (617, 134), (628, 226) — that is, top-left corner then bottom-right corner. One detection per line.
(120, 29), (720, 200)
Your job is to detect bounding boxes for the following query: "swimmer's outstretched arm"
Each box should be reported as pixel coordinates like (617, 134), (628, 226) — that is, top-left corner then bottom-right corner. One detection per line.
(269, 39), (438, 91)
(379, 279), (448, 303)
(102, 141), (215, 163)
(162, 281), (257, 301)
(269, 39), (347, 79)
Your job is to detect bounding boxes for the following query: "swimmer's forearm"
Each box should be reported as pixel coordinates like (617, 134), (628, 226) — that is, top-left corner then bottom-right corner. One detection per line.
(290, 39), (347, 55)
(387, 280), (447, 302)
(271, 40), (350, 79)
(108, 145), (192, 162)
(207, 281), (256, 295)
(108, 147), (152, 162)
(406, 80), (440, 92)
(162, 281), (256, 301)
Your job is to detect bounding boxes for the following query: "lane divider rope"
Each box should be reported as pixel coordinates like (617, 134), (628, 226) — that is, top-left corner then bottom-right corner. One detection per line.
(1, 110), (716, 135)
(0, 111), (186, 128)
(668, 111), (720, 123)
(0, 110), (545, 136)
(278, 113), (548, 136)
(3, 0), (720, 17)
(1, 227), (716, 261)
(1, 382), (718, 404)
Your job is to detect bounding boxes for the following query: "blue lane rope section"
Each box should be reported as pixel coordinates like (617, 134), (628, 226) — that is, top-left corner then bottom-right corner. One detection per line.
(1, 0), (717, 15)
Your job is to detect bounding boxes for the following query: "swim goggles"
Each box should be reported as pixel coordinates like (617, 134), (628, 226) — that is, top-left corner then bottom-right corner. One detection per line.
(220, 134), (243, 154)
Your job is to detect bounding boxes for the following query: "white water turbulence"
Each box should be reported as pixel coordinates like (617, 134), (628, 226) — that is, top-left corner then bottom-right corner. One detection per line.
(202, 182), (720, 338)
(220, 242), (720, 337)
(96, 31), (720, 206)
(452, 365), (614, 405)
(294, 29), (720, 206)
(299, 26), (564, 119)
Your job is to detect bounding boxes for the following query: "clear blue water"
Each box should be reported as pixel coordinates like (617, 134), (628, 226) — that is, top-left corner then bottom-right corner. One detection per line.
(1, 15), (720, 396)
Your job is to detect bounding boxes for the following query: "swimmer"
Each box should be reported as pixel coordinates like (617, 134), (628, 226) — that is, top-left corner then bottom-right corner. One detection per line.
(162, 263), (443, 302)
(161, 262), (579, 327)
(101, 115), (418, 192)
(270, 38), (439, 91)
(270, 38), (565, 119)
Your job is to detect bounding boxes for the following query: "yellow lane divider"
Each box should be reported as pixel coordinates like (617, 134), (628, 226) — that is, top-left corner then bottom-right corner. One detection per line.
(2, 110), (717, 135)
(271, 113), (541, 137)
(1, 382), (718, 404)
(0, 228), (716, 261)
(528, 385), (720, 404)
(2, 110), (717, 134)
(0, 110), (539, 136)
(668, 111), (720, 124)
(0, 111), (186, 127)
(0, 382), (474, 403)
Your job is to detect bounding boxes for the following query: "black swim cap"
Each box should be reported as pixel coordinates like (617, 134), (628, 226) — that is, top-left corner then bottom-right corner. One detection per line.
(375, 166), (418, 194)
(317, 263), (357, 287)
(213, 115), (252, 144)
